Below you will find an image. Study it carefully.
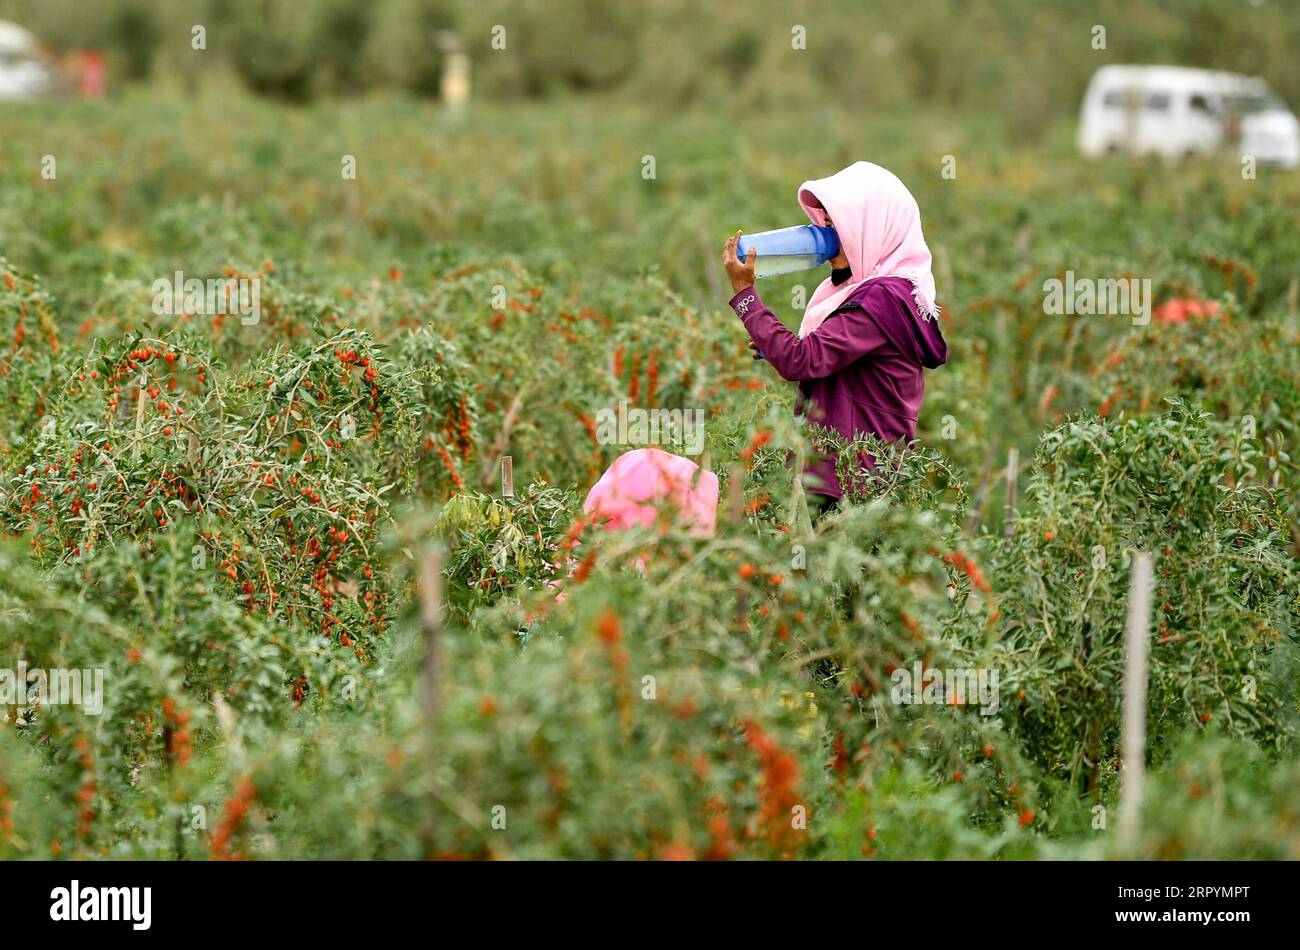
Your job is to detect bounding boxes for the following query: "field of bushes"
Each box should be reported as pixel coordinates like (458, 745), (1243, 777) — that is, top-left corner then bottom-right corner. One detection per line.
(0, 81), (1298, 859)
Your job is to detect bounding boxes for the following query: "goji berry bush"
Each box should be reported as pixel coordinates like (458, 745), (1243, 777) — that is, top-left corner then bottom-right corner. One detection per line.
(0, 86), (1297, 861)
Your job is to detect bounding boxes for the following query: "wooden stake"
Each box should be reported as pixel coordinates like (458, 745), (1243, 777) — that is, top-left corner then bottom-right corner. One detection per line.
(964, 445), (997, 537)
(480, 386), (528, 485)
(500, 455), (514, 499)
(133, 374), (147, 461)
(1118, 552), (1153, 853)
(415, 550), (446, 855)
(934, 242), (953, 298)
(729, 463), (748, 625)
(1002, 447), (1019, 539)
(728, 463), (744, 522)
(418, 552), (444, 720)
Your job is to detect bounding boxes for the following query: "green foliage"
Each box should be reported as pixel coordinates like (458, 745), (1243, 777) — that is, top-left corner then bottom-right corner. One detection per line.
(436, 481), (578, 620)
(984, 402), (1299, 788)
(0, 78), (1297, 860)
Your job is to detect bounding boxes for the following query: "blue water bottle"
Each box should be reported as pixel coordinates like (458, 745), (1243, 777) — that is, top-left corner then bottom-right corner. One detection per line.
(736, 225), (840, 279)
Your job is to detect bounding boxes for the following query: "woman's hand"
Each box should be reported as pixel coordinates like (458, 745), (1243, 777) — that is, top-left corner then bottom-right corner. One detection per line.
(722, 230), (757, 295)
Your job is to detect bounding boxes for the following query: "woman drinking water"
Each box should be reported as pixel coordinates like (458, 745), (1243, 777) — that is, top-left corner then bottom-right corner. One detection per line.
(721, 161), (949, 517)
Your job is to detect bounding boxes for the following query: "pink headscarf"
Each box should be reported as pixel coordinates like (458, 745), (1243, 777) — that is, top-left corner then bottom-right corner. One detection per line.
(796, 162), (939, 338)
(582, 448), (718, 537)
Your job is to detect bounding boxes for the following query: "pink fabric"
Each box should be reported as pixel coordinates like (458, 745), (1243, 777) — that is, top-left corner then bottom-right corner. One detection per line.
(796, 162), (939, 338)
(1153, 298), (1220, 325)
(582, 448), (718, 537)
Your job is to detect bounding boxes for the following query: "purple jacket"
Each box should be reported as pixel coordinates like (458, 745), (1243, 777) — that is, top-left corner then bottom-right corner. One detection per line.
(728, 276), (948, 499)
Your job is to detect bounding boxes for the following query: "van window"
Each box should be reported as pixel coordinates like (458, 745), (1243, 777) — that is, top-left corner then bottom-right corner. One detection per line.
(1102, 88), (1136, 108)
(1144, 92), (1171, 111)
(1189, 94), (1216, 114)
(1223, 91), (1286, 115)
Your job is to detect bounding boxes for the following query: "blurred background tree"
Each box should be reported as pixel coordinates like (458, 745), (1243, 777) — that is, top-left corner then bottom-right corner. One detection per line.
(0, 0), (1295, 137)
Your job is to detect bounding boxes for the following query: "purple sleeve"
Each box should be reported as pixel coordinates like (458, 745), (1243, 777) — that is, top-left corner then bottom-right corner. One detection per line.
(728, 287), (887, 382)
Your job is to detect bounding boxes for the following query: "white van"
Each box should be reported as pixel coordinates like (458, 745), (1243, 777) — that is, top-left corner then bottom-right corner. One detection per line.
(1078, 65), (1299, 168)
(0, 21), (52, 101)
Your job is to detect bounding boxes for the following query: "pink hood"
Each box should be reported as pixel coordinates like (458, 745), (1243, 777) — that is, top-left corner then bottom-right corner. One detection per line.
(796, 162), (939, 337)
(582, 448), (718, 537)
